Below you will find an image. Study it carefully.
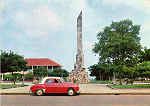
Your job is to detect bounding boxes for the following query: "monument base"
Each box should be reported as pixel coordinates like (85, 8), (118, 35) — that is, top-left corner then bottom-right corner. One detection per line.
(67, 68), (90, 83)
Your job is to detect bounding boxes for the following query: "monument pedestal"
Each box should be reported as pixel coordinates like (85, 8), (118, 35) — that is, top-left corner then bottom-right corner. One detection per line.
(67, 68), (89, 83)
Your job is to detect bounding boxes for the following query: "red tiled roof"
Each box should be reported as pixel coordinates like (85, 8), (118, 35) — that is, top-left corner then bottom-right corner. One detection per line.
(26, 58), (61, 67)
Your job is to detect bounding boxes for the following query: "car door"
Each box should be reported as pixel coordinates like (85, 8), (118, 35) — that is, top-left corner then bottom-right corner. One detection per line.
(45, 79), (57, 93)
(55, 79), (65, 93)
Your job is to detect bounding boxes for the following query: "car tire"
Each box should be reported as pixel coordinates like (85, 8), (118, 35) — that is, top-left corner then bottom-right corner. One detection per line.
(36, 89), (43, 96)
(67, 88), (75, 96)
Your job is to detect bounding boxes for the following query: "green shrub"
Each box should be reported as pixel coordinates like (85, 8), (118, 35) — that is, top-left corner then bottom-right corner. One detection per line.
(0, 76), (2, 81)
(4, 73), (22, 82)
(110, 84), (150, 88)
(4, 74), (13, 80)
(12, 73), (22, 81)
(90, 80), (112, 84)
(0, 84), (25, 89)
(24, 72), (34, 80)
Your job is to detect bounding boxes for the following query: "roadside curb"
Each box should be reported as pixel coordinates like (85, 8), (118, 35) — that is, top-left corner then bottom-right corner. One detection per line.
(0, 93), (30, 95)
(1, 93), (150, 95)
(79, 93), (150, 95)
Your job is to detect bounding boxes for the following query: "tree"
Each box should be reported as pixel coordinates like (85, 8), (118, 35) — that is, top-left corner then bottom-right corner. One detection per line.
(48, 68), (69, 77)
(24, 72), (34, 81)
(0, 50), (27, 84)
(88, 64), (113, 80)
(137, 48), (150, 80)
(137, 61), (150, 78)
(11, 73), (23, 83)
(140, 48), (150, 62)
(92, 19), (142, 84)
(33, 67), (48, 80)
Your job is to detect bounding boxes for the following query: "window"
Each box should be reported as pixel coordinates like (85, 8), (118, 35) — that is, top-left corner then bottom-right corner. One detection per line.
(45, 79), (53, 83)
(54, 79), (58, 83)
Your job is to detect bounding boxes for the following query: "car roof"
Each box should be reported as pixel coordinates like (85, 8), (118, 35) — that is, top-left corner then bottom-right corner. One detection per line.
(39, 77), (62, 84)
(43, 77), (61, 79)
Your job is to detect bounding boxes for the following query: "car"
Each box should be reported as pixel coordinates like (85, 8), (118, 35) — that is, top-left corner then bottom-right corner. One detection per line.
(29, 77), (80, 96)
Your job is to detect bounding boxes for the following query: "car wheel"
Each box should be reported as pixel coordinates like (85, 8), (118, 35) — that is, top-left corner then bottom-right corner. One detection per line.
(67, 88), (75, 96)
(36, 89), (43, 96)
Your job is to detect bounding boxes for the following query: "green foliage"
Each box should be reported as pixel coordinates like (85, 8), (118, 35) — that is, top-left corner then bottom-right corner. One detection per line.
(0, 84), (24, 89)
(32, 67), (69, 81)
(88, 64), (100, 77)
(110, 84), (150, 89)
(12, 73), (22, 82)
(88, 64), (116, 80)
(137, 61), (150, 78)
(90, 19), (142, 83)
(114, 65), (137, 79)
(4, 73), (22, 84)
(4, 74), (13, 80)
(89, 80), (112, 84)
(1, 50), (27, 73)
(0, 50), (27, 85)
(33, 67), (48, 79)
(93, 19), (141, 66)
(140, 48), (150, 62)
(24, 72), (34, 80)
(48, 68), (69, 77)
(88, 64), (111, 76)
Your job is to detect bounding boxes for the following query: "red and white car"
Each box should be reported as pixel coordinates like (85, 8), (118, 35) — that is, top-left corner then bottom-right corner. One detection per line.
(30, 77), (80, 96)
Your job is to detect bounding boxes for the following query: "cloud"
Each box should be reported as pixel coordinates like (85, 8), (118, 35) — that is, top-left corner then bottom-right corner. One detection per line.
(102, 0), (150, 13)
(0, 0), (4, 11)
(0, 17), (3, 27)
(13, 6), (64, 37)
(0, 0), (5, 26)
(69, 0), (86, 12)
(141, 20), (150, 48)
(143, 20), (150, 30)
(9, 0), (88, 37)
(142, 0), (150, 12)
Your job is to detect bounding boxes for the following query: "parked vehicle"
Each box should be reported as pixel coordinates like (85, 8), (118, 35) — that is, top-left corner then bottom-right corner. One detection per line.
(29, 77), (80, 96)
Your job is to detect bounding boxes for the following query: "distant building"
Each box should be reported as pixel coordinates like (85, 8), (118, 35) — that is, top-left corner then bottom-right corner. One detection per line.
(26, 58), (61, 72)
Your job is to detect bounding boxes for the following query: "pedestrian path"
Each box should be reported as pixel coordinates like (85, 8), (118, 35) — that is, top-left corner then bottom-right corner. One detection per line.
(80, 84), (150, 94)
(79, 84), (112, 93)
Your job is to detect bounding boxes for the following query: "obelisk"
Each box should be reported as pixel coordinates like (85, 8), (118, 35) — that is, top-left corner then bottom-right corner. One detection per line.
(67, 11), (89, 83)
(75, 11), (84, 70)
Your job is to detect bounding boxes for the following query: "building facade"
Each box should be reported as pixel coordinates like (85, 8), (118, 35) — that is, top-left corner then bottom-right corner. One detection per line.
(26, 58), (61, 72)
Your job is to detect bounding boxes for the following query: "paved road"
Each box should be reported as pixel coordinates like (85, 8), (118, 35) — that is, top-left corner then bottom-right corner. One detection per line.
(1, 95), (150, 106)
(1, 84), (150, 94)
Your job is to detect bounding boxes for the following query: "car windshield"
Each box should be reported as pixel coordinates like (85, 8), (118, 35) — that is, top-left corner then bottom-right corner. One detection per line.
(60, 78), (65, 83)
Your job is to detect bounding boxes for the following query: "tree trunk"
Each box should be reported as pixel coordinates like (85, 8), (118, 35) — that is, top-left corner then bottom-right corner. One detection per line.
(109, 73), (111, 81)
(113, 72), (116, 84)
(99, 70), (101, 80)
(12, 72), (16, 85)
(22, 70), (24, 86)
(119, 78), (122, 85)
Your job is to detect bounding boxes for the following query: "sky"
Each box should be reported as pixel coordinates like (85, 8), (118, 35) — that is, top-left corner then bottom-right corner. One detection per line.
(0, 0), (150, 72)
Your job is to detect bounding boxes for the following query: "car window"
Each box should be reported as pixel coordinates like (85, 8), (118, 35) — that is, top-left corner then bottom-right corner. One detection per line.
(45, 79), (53, 83)
(60, 78), (64, 83)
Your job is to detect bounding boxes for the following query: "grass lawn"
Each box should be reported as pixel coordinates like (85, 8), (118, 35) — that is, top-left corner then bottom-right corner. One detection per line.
(110, 84), (150, 89)
(0, 84), (25, 89)
(89, 80), (112, 84)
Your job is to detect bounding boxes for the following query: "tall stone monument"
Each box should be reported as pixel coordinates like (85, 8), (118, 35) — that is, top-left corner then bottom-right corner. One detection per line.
(67, 11), (89, 83)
